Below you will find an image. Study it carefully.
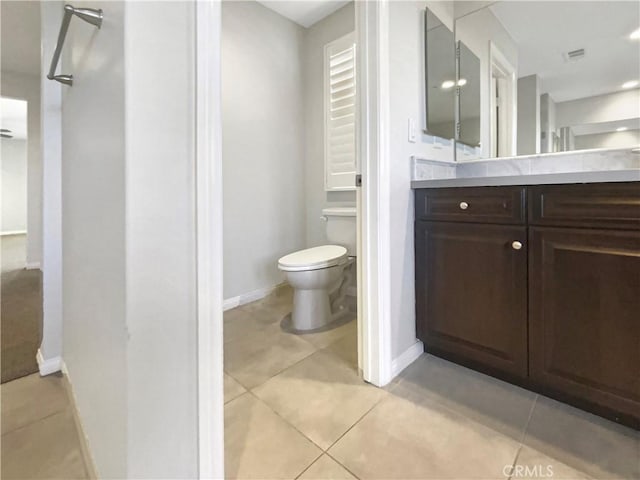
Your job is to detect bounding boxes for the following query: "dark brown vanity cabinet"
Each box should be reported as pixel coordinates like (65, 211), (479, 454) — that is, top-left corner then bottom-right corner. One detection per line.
(415, 182), (640, 428)
(414, 221), (528, 380)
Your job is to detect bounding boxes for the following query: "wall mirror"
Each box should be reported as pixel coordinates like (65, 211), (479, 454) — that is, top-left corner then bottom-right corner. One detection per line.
(424, 7), (455, 140)
(447, 1), (640, 160)
(457, 40), (481, 147)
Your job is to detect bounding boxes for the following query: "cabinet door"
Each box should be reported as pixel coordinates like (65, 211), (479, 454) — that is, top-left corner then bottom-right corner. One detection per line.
(529, 227), (640, 424)
(415, 221), (528, 379)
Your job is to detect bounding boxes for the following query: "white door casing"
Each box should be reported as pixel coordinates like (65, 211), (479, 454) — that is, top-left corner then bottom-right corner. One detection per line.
(195, 1), (224, 478)
(355, 0), (393, 387)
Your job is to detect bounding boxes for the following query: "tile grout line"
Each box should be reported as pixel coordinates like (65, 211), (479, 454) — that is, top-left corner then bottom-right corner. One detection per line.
(323, 392), (388, 453)
(508, 444), (524, 480)
(247, 347), (318, 391)
(243, 391), (342, 480)
(224, 314), (347, 392)
(222, 369), (249, 405)
(226, 333), (342, 402)
(224, 300), (355, 393)
(224, 301), (363, 478)
(247, 375), (370, 480)
(227, 354), (364, 479)
(223, 390), (251, 408)
(1, 405), (71, 438)
(386, 359), (540, 480)
(223, 392), (245, 405)
(520, 393), (538, 444)
(394, 359), (542, 450)
(508, 394), (539, 480)
(242, 356), (377, 480)
(223, 369), (253, 398)
(246, 390), (327, 453)
(293, 452), (326, 480)
(242, 326), (356, 394)
(317, 388), (392, 480)
(225, 341), (318, 393)
(324, 450), (361, 480)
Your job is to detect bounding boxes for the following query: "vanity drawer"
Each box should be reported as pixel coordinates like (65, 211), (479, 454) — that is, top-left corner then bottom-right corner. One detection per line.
(529, 182), (640, 230)
(415, 186), (526, 224)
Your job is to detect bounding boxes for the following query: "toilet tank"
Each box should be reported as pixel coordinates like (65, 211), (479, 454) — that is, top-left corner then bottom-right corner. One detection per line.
(322, 207), (357, 256)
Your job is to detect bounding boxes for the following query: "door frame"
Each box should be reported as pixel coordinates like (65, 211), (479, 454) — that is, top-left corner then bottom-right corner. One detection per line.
(194, 0), (394, 477)
(195, 1), (224, 478)
(355, 0), (393, 387)
(489, 41), (517, 157)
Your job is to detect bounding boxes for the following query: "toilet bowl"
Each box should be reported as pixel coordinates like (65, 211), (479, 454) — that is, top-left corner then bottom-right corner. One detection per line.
(278, 245), (353, 331)
(278, 207), (357, 331)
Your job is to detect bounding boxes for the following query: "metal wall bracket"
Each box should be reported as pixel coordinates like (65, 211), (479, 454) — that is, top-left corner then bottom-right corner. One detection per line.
(47, 4), (103, 86)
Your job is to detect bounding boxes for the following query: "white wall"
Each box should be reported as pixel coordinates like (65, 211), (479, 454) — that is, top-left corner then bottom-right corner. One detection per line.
(1, 72), (42, 265)
(556, 89), (640, 128)
(124, 2), (198, 477)
(386, 1), (455, 360)
(303, 3), (355, 247)
(59, 1), (199, 477)
(61, 1), (127, 476)
(221, 1), (306, 299)
(40, 0), (64, 367)
(517, 74), (540, 155)
(222, 2), (358, 297)
(1, 139), (27, 233)
(575, 129), (640, 150)
(540, 93), (557, 153)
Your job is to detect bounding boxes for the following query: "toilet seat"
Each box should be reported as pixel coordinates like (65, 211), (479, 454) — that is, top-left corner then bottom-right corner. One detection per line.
(278, 245), (348, 272)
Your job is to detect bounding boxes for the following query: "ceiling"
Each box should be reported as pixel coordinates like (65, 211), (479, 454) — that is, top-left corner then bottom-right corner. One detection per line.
(490, 1), (640, 103)
(1, 1), (41, 75)
(572, 118), (640, 137)
(257, 1), (350, 28)
(1, 97), (28, 140)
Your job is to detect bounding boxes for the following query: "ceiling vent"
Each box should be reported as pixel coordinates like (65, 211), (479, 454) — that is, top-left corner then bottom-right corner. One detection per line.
(564, 48), (585, 62)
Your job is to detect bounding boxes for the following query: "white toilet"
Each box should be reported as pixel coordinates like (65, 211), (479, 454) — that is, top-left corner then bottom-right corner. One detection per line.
(278, 207), (356, 331)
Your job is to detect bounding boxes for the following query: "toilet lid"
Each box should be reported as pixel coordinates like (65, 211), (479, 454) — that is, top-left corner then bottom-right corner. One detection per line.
(278, 245), (348, 272)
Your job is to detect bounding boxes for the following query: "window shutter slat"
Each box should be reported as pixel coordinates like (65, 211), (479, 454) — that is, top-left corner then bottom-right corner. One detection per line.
(325, 32), (357, 191)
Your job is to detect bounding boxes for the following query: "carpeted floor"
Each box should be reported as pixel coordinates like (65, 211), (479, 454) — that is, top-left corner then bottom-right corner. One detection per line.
(1, 234), (42, 383)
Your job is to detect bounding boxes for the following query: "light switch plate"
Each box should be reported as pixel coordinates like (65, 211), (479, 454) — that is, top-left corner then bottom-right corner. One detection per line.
(408, 118), (417, 143)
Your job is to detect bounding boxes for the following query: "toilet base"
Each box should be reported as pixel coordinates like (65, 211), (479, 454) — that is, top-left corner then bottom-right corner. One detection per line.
(280, 258), (354, 332)
(290, 287), (349, 331)
(281, 309), (351, 335)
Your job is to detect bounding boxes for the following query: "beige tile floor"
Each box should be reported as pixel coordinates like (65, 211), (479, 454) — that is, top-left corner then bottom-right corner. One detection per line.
(224, 289), (640, 480)
(1, 288), (637, 479)
(0, 373), (89, 479)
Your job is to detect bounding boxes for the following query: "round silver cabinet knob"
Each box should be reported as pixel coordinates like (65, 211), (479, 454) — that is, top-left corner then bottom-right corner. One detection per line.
(459, 201), (469, 210)
(512, 241), (523, 250)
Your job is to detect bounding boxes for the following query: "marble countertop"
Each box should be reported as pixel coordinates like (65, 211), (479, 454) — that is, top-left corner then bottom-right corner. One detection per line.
(411, 169), (640, 189)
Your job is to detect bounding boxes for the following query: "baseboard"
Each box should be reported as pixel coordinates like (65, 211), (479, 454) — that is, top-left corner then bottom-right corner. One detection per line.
(61, 362), (99, 480)
(0, 230), (27, 236)
(25, 262), (41, 270)
(223, 282), (286, 311)
(36, 349), (63, 376)
(391, 340), (424, 377)
(223, 297), (240, 311)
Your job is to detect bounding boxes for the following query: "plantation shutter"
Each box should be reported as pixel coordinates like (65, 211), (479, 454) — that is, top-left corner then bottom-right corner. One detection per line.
(325, 32), (356, 191)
